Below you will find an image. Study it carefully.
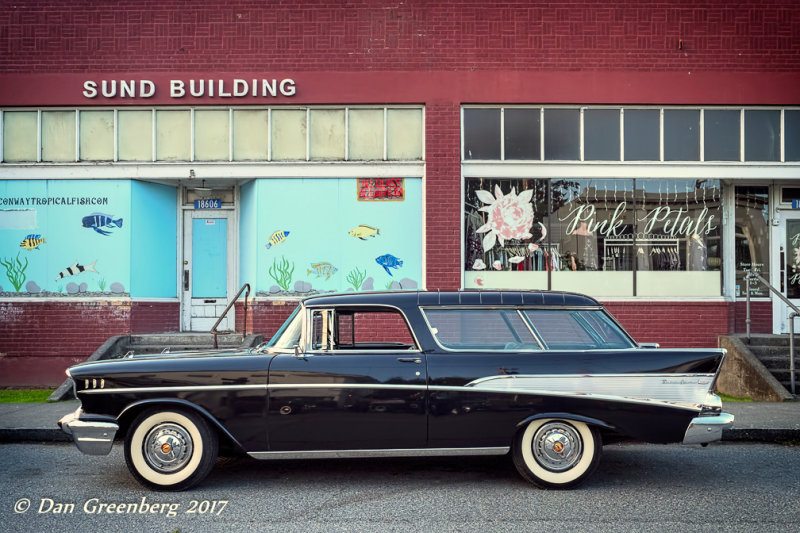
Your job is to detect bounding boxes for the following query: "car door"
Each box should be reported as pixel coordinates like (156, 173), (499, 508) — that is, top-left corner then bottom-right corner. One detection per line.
(267, 306), (428, 451)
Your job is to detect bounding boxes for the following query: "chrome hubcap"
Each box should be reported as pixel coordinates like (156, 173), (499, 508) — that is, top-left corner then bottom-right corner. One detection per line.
(143, 423), (193, 473)
(532, 422), (583, 472)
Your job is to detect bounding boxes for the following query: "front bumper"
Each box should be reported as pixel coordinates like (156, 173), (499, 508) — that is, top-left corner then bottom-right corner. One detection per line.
(682, 413), (735, 445)
(58, 408), (118, 456)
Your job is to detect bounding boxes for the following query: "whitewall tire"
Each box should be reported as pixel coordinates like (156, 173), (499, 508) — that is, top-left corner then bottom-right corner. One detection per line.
(512, 418), (602, 489)
(124, 408), (218, 491)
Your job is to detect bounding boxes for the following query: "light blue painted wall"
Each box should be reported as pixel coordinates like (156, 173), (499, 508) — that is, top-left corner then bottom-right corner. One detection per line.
(130, 181), (177, 298)
(0, 179), (131, 294)
(238, 180), (257, 289)
(252, 178), (422, 294)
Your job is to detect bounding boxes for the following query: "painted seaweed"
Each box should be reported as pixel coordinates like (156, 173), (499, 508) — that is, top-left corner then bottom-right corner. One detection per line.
(269, 256), (295, 291)
(1, 252), (28, 292)
(346, 267), (367, 291)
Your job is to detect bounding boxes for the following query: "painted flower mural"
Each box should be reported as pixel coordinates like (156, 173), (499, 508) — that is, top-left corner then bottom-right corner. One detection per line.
(475, 185), (535, 251)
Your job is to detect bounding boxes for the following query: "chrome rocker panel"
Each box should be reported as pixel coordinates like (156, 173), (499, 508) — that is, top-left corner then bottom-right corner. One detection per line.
(59, 409), (119, 456)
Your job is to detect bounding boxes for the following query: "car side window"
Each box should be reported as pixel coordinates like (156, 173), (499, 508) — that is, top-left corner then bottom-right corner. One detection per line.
(523, 310), (634, 350)
(423, 309), (541, 351)
(324, 308), (417, 351)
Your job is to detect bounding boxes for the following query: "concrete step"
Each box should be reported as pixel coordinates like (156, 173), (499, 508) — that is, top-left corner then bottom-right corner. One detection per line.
(742, 334), (796, 347)
(750, 346), (800, 358)
(755, 354), (798, 371)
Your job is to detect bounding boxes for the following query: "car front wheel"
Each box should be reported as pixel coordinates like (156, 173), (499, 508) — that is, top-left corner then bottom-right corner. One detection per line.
(512, 418), (601, 489)
(124, 408), (218, 491)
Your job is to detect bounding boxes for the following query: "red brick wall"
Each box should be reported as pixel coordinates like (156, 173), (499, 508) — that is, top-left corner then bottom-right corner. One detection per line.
(2, 1), (798, 73)
(604, 300), (773, 348)
(0, 301), (131, 386)
(130, 301), (180, 334)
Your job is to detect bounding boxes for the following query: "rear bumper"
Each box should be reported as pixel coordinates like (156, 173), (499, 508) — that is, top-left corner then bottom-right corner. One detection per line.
(58, 409), (118, 456)
(682, 413), (735, 445)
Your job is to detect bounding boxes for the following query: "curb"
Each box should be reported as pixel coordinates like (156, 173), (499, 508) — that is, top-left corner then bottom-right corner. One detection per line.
(0, 429), (72, 443)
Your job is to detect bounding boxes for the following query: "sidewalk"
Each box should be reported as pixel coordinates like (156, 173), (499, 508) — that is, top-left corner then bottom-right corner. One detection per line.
(0, 401), (798, 444)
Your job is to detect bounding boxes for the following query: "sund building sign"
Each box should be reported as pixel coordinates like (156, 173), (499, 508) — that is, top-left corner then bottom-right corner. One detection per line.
(82, 78), (297, 99)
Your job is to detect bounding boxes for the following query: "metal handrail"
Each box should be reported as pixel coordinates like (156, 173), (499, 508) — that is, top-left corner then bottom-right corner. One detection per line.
(210, 283), (250, 349)
(745, 270), (797, 394)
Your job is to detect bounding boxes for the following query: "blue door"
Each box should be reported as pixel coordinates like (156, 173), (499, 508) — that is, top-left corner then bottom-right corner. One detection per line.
(192, 218), (227, 297)
(184, 211), (233, 331)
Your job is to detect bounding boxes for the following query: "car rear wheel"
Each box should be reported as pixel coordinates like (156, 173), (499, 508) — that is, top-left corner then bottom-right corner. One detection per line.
(124, 408), (218, 491)
(512, 418), (601, 489)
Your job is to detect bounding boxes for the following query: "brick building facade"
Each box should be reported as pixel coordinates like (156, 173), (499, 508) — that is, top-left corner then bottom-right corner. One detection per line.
(1, 1), (799, 385)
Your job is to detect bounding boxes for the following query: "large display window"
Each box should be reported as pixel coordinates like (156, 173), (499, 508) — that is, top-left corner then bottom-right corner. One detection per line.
(464, 178), (723, 297)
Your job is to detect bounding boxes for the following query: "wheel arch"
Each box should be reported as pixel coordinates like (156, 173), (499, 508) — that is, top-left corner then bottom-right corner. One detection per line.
(116, 398), (245, 453)
(515, 412), (615, 432)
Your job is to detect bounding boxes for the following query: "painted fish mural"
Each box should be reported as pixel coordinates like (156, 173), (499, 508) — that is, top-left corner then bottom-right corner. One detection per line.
(307, 262), (338, 280)
(376, 254), (403, 276)
(82, 213), (123, 236)
(55, 260), (98, 280)
(349, 225), (380, 240)
(266, 230), (290, 249)
(20, 234), (46, 250)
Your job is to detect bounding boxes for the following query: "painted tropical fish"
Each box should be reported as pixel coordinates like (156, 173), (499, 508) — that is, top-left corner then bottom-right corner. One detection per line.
(82, 213), (123, 236)
(307, 262), (338, 280)
(376, 254), (403, 276)
(349, 225), (380, 240)
(20, 234), (46, 250)
(55, 260), (98, 280)
(266, 230), (290, 249)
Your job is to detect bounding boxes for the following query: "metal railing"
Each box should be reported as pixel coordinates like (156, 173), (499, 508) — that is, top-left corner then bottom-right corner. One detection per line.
(745, 270), (797, 395)
(210, 283), (250, 349)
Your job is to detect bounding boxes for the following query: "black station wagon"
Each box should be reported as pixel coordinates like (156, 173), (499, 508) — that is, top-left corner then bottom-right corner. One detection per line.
(59, 290), (733, 490)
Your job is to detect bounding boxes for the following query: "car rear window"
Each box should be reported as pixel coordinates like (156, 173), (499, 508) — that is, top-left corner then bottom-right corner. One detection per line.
(523, 309), (634, 349)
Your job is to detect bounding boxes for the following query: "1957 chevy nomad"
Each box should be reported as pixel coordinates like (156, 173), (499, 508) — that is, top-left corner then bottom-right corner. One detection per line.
(59, 290), (733, 491)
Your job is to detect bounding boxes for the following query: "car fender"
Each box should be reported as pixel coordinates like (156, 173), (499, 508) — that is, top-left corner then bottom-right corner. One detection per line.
(116, 398), (245, 452)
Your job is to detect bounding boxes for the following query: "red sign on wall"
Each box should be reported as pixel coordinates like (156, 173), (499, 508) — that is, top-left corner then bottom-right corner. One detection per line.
(357, 178), (405, 201)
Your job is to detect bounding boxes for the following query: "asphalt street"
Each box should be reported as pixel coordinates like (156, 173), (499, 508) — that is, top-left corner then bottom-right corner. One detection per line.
(1, 441), (798, 532)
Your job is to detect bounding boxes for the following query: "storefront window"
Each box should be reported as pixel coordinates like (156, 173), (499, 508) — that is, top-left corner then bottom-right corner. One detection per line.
(464, 178), (724, 297)
(734, 186), (770, 297)
(464, 178), (549, 289)
(634, 179), (722, 296)
(551, 179), (635, 296)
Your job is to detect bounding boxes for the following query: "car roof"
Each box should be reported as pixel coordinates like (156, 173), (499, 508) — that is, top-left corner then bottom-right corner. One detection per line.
(301, 290), (601, 308)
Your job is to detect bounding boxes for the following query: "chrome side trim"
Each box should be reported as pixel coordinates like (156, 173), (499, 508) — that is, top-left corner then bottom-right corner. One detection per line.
(428, 385), (703, 411)
(464, 373), (714, 406)
(247, 447), (510, 460)
(682, 413), (734, 445)
(81, 384), (268, 394)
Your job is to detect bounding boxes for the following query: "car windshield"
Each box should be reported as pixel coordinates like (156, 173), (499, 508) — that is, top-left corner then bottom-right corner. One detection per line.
(265, 305), (303, 350)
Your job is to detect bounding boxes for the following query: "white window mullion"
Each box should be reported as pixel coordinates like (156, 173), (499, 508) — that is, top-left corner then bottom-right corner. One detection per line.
(306, 107), (310, 162)
(345, 107), (350, 161)
(700, 108), (705, 162)
(620, 108), (625, 162)
(540, 108), (545, 161)
(113, 109), (119, 162)
(500, 107), (505, 161)
(579, 107), (585, 162)
(659, 108), (664, 162)
(37, 109), (42, 162)
(190, 108), (195, 162)
(740, 109), (745, 163)
(75, 109), (80, 162)
(151, 108), (156, 162)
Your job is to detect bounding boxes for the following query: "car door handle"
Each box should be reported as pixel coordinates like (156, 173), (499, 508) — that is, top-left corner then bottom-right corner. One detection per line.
(397, 357), (422, 364)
